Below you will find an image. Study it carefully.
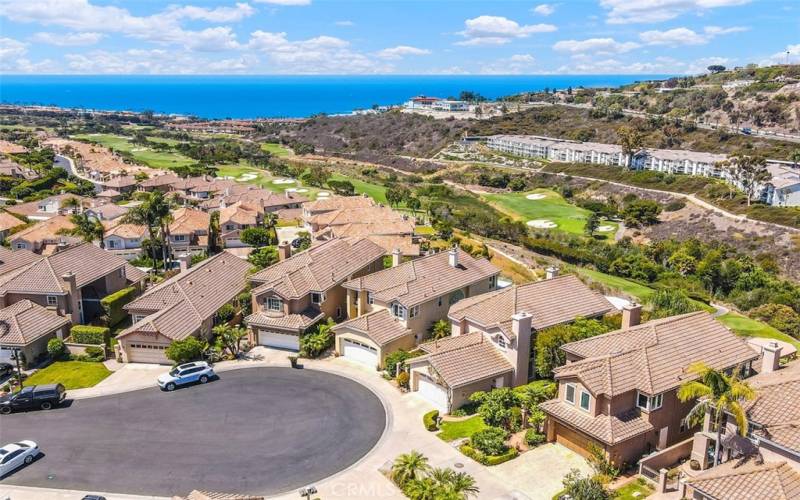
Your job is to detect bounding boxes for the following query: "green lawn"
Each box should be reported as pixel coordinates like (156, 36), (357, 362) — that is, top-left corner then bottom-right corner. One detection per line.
(329, 173), (389, 204)
(25, 361), (111, 390)
(482, 189), (618, 238)
(70, 133), (195, 170)
(437, 416), (488, 442)
(614, 478), (654, 500)
(261, 142), (292, 157)
(717, 312), (800, 350)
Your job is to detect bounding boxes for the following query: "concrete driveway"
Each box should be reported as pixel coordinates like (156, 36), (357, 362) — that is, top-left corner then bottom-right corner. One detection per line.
(0, 367), (386, 497)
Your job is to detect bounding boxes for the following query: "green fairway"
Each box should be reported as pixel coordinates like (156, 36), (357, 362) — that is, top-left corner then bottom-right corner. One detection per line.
(71, 133), (195, 170)
(261, 142), (292, 157)
(717, 312), (800, 350)
(328, 173), (389, 204)
(216, 162), (328, 199)
(482, 189), (618, 238)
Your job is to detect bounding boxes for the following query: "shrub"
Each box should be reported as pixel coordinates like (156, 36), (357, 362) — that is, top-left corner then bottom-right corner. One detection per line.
(459, 444), (518, 466)
(423, 410), (439, 431)
(215, 303), (236, 324)
(70, 325), (109, 345)
(83, 346), (105, 362)
(385, 349), (412, 376)
(100, 286), (137, 327)
(165, 336), (205, 365)
(240, 227), (273, 247)
(47, 338), (66, 360)
(664, 200), (686, 212)
(451, 401), (479, 417)
(525, 429), (546, 447)
(470, 427), (508, 456)
(396, 371), (410, 389)
(299, 320), (334, 358)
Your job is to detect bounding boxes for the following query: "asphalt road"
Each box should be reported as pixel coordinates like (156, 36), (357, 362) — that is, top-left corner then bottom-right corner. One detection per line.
(0, 367), (386, 497)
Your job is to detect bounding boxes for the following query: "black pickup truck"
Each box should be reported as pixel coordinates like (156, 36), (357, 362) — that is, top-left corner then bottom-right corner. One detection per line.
(0, 384), (66, 414)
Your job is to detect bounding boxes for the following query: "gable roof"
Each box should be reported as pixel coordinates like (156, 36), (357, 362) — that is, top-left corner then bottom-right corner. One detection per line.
(332, 308), (413, 347)
(169, 208), (210, 235)
(413, 333), (514, 389)
(448, 275), (614, 340)
(555, 312), (758, 396)
(0, 300), (70, 347)
(138, 173), (181, 188)
(0, 247), (40, 276)
(250, 238), (385, 300)
(539, 399), (653, 445)
(303, 195), (375, 213)
(743, 370), (800, 455)
(219, 202), (260, 226)
(5, 194), (89, 219)
(87, 203), (129, 220)
(0, 211), (25, 232)
(309, 206), (410, 228)
(687, 461), (800, 500)
(104, 222), (147, 239)
(343, 249), (499, 308)
(101, 175), (137, 189)
(10, 215), (76, 245)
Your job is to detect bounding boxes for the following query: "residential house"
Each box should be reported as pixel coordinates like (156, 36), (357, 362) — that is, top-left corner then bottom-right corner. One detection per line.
(95, 189), (123, 203)
(760, 162), (800, 207)
(98, 175), (137, 194)
(117, 251), (252, 363)
(219, 202), (262, 248)
(0, 243), (146, 324)
(245, 238), (386, 351)
(85, 202), (129, 222)
(0, 300), (70, 368)
(403, 273), (614, 413)
(8, 215), (80, 254)
(332, 248), (499, 374)
(313, 220), (420, 256)
(0, 157), (37, 180)
(168, 207), (210, 255)
(138, 173), (181, 193)
(0, 140), (27, 154)
(6, 194), (90, 221)
(539, 311), (759, 467)
(103, 222), (147, 260)
(220, 185), (306, 213)
(302, 195), (376, 220)
(0, 211), (25, 241)
(171, 177), (236, 202)
(0, 246), (39, 276)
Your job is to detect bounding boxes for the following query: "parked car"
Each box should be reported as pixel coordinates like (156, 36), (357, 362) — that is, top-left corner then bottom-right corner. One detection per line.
(0, 363), (12, 378)
(0, 384), (66, 414)
(157, 361), (215, 391)
(0, 440), (39, 478)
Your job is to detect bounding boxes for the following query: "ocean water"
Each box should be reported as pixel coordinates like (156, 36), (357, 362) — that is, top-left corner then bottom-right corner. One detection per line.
(0, 75), (669, 119)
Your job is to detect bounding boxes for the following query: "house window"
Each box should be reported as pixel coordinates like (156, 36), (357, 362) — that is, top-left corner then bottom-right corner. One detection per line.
(174, 234), (186, 242)
(119, 267), (125, 278)
(268, 297), (283, 311)
(437, 296), (442, 307)
(46, 295), (57, 306)
(391, 303), (407, 320)
(15, 243), (25, 250)
(636, 391), (663, 411)
(311, 292), (325, 305)
(565, 384), (576, 404)
(336, 307), (342, 319)
(449, 289), (465, 305)
(409, 305), (420, 318)
(489, 275), (497, 288)
(132, 314), (146, 323)
(496, 336), (506, 349)
(226, 224), (235, 230)
(579, 391), (591, 411)
(367, 292), (374, 305)
(637, 392), (649, 410)
(652, 393), (663, 410)
(108, 239), (117, 249)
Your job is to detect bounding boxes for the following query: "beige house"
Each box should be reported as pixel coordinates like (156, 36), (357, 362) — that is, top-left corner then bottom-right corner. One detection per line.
(168, 207), (210, 255)
(245, 237), (386, 351)
(103, 222), (147, 260)
(0, 244), (145, 324)
(8, 215), (79, 254)
(332, 248), (499, 372)
(403, 274), (616, 413)
(5, 194), (90, 222)
(302, 195), (376, 220)
(0, 300), (70, 368)
(539, 311), (759, 467)
(219, 202), (262, 248)
(117, 251), (251, 364)
(138, 173), (181, 193)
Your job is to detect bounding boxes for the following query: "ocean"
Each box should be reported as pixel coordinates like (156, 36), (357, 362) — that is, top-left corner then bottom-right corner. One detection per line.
(0, 75), (669, 119)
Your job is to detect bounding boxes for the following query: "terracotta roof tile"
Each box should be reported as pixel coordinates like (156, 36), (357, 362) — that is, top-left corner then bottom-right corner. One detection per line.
(245, 306), (323, 332)
(332, 308), (413, 346)
(0, 211), (25, 232)
(0, 247), (40, 275)
(688, 460), (800, 500)
(539, 400), (653, 445)
(414, 333), (513, 389)
(304, 195), (375, 213)
(0, 300), (70, 347)
(169, 208), (210, 235)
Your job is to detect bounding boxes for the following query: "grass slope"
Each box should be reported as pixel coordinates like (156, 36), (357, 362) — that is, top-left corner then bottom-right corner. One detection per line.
(25, 361), (111, 390)
(71, 133), (195, 170)
(717, 312), (800, 350)
(261, 142), (291, 157)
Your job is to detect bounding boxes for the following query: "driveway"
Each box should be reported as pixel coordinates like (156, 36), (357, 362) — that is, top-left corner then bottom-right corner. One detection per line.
(0, 367), (386, 497)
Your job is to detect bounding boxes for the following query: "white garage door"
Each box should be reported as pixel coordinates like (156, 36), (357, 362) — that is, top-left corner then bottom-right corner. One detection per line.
(342, 339), (378, 367)
(126, 343), (170, 364)
(416, 374), (449, 413)
(259, 330), (300, 351)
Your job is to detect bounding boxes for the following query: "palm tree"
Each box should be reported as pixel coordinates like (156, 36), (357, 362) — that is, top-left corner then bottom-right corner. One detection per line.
(145, 192), (173, 271)
(403, 477), (440, 500)
(59, 213), (105, 248)
(264, 211), (278, 245)
(445, 471), (479, 499)
(677, 362), (756, 466)
(429, 320), (451, 340)
(121, 192), (166, 271)
(391, 451), (430, 487)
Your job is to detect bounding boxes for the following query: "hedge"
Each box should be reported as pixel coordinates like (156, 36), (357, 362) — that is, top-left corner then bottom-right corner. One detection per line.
(423, 410), (439, 431)
(70, 325), (109, 345)
(459, 444), (518, 466)
(100, 286), (137, 327)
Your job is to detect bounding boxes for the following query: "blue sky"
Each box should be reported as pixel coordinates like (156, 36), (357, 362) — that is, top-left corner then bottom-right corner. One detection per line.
(0, 0), (798, 75)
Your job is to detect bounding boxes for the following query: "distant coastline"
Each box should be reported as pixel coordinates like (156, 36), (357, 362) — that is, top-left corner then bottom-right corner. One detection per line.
(0, 74), (672, 120)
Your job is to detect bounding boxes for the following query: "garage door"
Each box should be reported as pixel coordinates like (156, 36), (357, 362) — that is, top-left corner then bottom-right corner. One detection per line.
(126, 342), (170, 364)
(416, 374), (449, 413)
(342, 339), (378, 367)
(259, 330), (300, 351)
(555, 423), (595, 459)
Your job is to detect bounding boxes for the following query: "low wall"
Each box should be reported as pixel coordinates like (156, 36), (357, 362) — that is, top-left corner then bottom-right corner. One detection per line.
(639, 437), (693, 472)
(64, 341), (107, 359)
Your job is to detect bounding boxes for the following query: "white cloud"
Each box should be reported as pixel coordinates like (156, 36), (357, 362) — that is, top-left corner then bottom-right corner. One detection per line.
(0, 37), (28, 59)
(0, 37), (57, 73)
(761, 44), (800, 66)
(640, 25), (747, 46)
(456, 15), (556, 46)
(335, 20), (354, 27)
(30, 31), (104, 46)
(553, 37), (639, 55)
(532, 4), (556, 16)
(600, 0), (750, 24)
(376, 45), (431, 60)
(481, 53), (537, 74)
(253, 0), (310, 4)
(164, 3), (255, 23)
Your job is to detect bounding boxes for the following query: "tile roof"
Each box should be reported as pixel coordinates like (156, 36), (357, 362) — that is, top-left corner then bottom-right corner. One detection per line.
(222, 187), (307, 209)
(0, 300), (70, 347)
(743, 374), (800, 454)
(554, 312), (758, 396)
(332, 308), (413, 346)
(138, 173), (181, 188)
(87, 203), (129, 220)
(414, 333), (514, 389)
(5, 194), (89, 219)
(96, 189), (122, 198)
(101, 175), (137, 189)
(0, 247), (40, 276)
(250, 237), (385, 300)
(344, 249), (499, 308)
(104, 222), (147, 239)
(169, 208), (210, 235)
(0, 139), (27, 154)
(309, 206), (409, 228)
(448, 275), (615, 340)
(329, 221), (416, 238)
(10, 215), (76, 245)
(687, 461), (800, 500)
(304, 195), (376, 213)
(0, 211), (24, 232)
(539, 400), (654, 445)
(245, 306), (324, 332)
(219, 202), (260, 226)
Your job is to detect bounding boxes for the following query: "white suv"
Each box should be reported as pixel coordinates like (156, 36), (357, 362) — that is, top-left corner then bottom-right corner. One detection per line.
(0, 441), (39, 478)
(157, 361), (215, 391)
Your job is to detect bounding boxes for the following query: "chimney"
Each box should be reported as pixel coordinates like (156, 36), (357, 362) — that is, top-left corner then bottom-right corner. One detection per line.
(761, 342), (782, 374)
(622, 303), (642, 329)
(511, 312), (533, 386)
(61, 271), (80, 323)
(391, 248), (402, 267)
(178, 254), (191, 272)
(545, 266), (559, 280)
(278, 241), (291, 261)
(448, 247), (459, 268)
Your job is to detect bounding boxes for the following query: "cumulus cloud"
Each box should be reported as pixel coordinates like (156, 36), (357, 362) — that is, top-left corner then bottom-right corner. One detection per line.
(30, 31), (104, 46)
(553, 37), (639, 55)
(456, 15), (556, 46)
(532, 4), (556, 16)
(0, 37), (28, 59)
(761, 44), (800, 66)
(376, 45), (431, 60)
(640, 26), (747, 46)
(164, 3), (255, 23)
(600, 0), (750, 24)
(481, 53), (537, 74)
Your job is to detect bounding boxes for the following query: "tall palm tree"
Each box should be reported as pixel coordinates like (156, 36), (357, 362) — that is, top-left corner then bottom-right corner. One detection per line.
(677, 362), (756, 466)
(144, 191), (173, 271)
(121, 193), (161, 271)
(391, 451), (430, 488)
(264, 211), (278, 245)
(59, 213), (105, 248)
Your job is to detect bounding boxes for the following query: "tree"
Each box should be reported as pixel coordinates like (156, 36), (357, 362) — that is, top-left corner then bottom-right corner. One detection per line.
(299, 319), (334, 358)
(584, 213), (600, 237)
(165, 336), (205, 365)
(617, 126), (644, 168)
(385, 186), (408, 207)
(123, 191), (172, 271)
(328, 179), (355, 196)
(721, 152), (770, 206)
(646, 289), (699, 319)
(561, 469), (612, 500)
(470, 427), (508, 456)
(248, 246), (278, 270)
(791, 149), (800, 168)
(468, 388), (520, 430)
(621, 199), (662, 227)
(391, 451), (430, 488)
(406, 196), (421, 213)
(240, 227), (272, 248)
(60, 212), (105, 248)
(212, 324), (247, 359)
(678, 362), (756, 466)
(536, 318), (612, 377)
(301, 165), (331, 187)
(750, 303), (800, 338)
(47, 338), (66, 360)
(429, 320), (450, 340)
(707, 65), (726, 73)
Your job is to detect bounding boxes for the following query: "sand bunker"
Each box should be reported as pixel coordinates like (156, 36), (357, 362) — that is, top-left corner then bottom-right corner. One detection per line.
(316, 191), (331, 197)
(238, 173), (258, 181)
(272, 178), (296, 184)
(597, 225), (615, 232)
(294, 188), (309, 193)
(527, 219), (558, 229)
(525, 193), (547, 200)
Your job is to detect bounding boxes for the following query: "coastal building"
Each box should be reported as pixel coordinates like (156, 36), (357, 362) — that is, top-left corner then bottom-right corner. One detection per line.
(167, 207), (210, 256)
(760, 161), (800, 207)
(404, 96), (469, 112)
(219, 202), (262, 248)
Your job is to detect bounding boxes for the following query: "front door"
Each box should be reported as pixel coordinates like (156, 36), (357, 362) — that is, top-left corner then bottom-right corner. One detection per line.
(658, 426), (669, 450)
